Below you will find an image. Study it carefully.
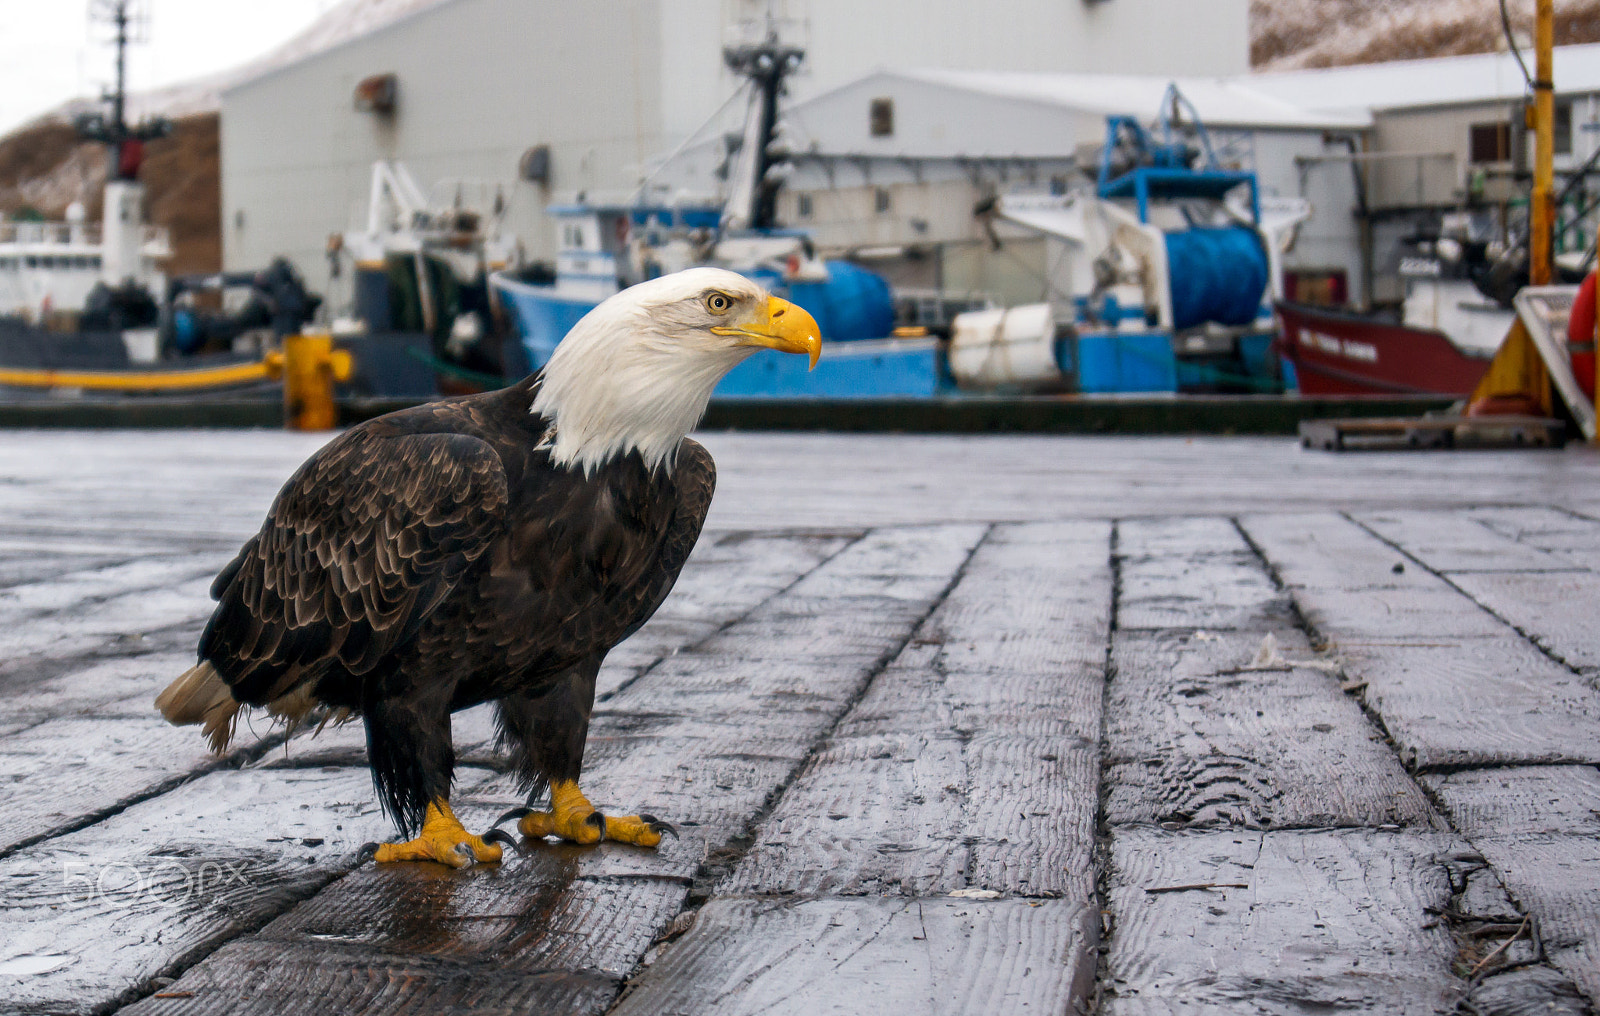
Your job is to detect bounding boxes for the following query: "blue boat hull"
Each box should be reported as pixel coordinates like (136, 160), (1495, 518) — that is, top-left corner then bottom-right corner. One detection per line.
(492, 273), (945, 398)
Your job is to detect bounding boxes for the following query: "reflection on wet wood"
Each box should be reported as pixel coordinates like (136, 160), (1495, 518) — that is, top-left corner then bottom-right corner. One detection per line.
(0, 767), (396, 1015)
(0, 717), (251, 856)
(610, 897), (1097, 1016)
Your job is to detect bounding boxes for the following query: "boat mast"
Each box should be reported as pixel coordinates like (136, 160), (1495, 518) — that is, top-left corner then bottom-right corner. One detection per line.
(75, 0), (169, 182)
(722, 36), (803, 231)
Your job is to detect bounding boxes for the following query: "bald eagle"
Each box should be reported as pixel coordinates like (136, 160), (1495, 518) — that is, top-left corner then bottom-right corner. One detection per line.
(155, 268), (820, 866)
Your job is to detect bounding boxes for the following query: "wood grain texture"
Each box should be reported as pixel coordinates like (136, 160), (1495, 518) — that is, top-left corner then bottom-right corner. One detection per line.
(1336, 640), (1600, 768)
(1103, 827), (1465, 1014)
(1426, 767), (1600, 1006)
(1356, 510), (1584, 573)
(0, 766), (399, 1015)
(1444, 570), (1600, 674)
(609, 896), (1097, 1016)
(1106, 630), (1440, 830)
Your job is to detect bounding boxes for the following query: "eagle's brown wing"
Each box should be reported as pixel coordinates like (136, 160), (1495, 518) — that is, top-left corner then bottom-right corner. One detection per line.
(201, 427), (509, 706)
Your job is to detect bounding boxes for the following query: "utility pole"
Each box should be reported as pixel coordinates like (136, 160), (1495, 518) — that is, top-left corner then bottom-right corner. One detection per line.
(1529, 0), (1554, 285)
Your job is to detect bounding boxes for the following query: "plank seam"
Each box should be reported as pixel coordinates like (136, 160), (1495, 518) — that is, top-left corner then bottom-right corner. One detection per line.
(1086, 518), (1123, 1014)
(605, 524), (996, 1012)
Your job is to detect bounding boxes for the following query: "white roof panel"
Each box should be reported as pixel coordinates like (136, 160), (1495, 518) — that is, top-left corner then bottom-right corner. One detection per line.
(892, 68), (1371, 130)
(1248, 42), (1600, 114)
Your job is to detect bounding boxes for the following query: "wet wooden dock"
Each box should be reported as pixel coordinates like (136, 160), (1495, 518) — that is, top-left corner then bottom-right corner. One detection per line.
(1, 429), (1598, 1015)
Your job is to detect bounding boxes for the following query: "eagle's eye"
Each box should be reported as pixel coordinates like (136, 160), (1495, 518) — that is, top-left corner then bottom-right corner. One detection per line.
(704, 292), (734, 314)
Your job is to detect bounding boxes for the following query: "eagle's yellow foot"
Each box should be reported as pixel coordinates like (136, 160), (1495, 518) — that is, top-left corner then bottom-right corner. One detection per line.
(366, 801), (512, 868)
(496, 780), (676, 848)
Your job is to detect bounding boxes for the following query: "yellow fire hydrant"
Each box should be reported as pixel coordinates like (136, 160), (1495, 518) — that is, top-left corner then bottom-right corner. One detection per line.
(264, 333), (354, 431)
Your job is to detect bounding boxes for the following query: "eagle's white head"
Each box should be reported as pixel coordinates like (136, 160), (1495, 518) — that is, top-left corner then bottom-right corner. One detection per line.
(532, 267), (820, 475)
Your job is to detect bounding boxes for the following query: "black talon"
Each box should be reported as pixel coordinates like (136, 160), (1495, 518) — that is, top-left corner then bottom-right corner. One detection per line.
(639, 814), (679, 840)
(356, 842), (381, 863)
(494, 806), (533, 828)
(482, 828), (518, 849)
(587, 810), (608, 842)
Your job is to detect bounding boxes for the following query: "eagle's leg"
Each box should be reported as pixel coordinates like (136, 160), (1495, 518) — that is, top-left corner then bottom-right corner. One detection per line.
(372, 800), (510, 868)
(494, 658), (676, 849)
(364, 687), (509, 867)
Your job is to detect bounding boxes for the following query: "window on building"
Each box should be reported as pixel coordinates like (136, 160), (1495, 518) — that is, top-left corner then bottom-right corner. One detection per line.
(796, 193), (813, 219)
(1555, 100), (1573, 156)
(869, 97), (894, 138)
(874, 187), (891, 214)
(1469, 121), (1512, 163)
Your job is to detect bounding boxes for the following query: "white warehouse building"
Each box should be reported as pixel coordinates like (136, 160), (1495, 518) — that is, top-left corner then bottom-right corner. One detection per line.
(219, 0), (1251, 294)
(674, 69), (1372, 307)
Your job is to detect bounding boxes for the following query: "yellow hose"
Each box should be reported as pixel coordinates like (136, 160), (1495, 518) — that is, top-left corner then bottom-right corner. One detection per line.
(0, 360), (273, 391)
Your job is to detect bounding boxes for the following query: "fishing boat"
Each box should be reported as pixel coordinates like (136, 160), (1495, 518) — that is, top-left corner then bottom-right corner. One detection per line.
(489, 38), (970, 399)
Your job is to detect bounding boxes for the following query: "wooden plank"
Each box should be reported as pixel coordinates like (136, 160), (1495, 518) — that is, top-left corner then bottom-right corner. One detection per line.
(1291, 585), (1510, 640)
(0, 716), (249, 856)
(1242, 511), (1458, 591)
(1356, 510), (1581, 573)
(963, 735), (1098, 900)
(1420, 766), (1600, 837)
(120, 944), (620, 1016)
(1444, 570), (1600, 674)
(1105, 630), (1440, 830)
(0, 574), (217, 689)
(1426, 768), (1600, 1008)
(121, 865), (689, 1016)
(1336, 639), (1600, 768)
(0, 766), (399, 1016)
(1117, 552), (1288, 632)
(720, 731), (969, 897)
(721, 521), (1109, 899)
(1103, 827), (1464, 1014)
(609, 897), (1097, 1016)
(0, 554), (229, 626)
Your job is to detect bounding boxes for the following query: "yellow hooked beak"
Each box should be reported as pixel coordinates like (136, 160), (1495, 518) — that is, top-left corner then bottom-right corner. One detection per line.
(712, 295), (822, 370)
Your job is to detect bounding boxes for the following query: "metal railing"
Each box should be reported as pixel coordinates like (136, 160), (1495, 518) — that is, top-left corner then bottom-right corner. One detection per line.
(0, 221), (170, 250)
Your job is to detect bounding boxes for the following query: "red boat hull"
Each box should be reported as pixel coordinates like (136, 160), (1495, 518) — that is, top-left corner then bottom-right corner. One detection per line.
(1275, 301), (1493, 397)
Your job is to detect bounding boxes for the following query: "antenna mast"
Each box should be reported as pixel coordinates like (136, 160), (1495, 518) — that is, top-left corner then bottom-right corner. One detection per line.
(75, 0), (170, 181)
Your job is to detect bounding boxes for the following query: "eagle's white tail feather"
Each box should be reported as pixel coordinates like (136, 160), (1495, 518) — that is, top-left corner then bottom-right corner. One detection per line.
(154, 662), (240, 754)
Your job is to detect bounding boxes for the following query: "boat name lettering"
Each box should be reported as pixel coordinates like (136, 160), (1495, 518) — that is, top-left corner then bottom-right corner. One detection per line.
(1300, 330), (1378, 363)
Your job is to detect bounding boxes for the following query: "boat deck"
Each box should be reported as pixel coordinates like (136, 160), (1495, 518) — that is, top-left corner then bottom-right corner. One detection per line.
(2, 430), (1599, 1015)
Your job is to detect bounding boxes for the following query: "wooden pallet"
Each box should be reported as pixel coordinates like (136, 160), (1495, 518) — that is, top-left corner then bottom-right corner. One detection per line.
(1300, 414), (1567, 451)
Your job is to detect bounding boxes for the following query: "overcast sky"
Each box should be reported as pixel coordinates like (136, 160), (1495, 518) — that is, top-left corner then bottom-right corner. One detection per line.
(0, 0), (337, 135)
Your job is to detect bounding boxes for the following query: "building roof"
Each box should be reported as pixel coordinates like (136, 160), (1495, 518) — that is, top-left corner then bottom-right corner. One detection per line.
(1248, 42), (1600, 115)
(889, 68), (1371, 130)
